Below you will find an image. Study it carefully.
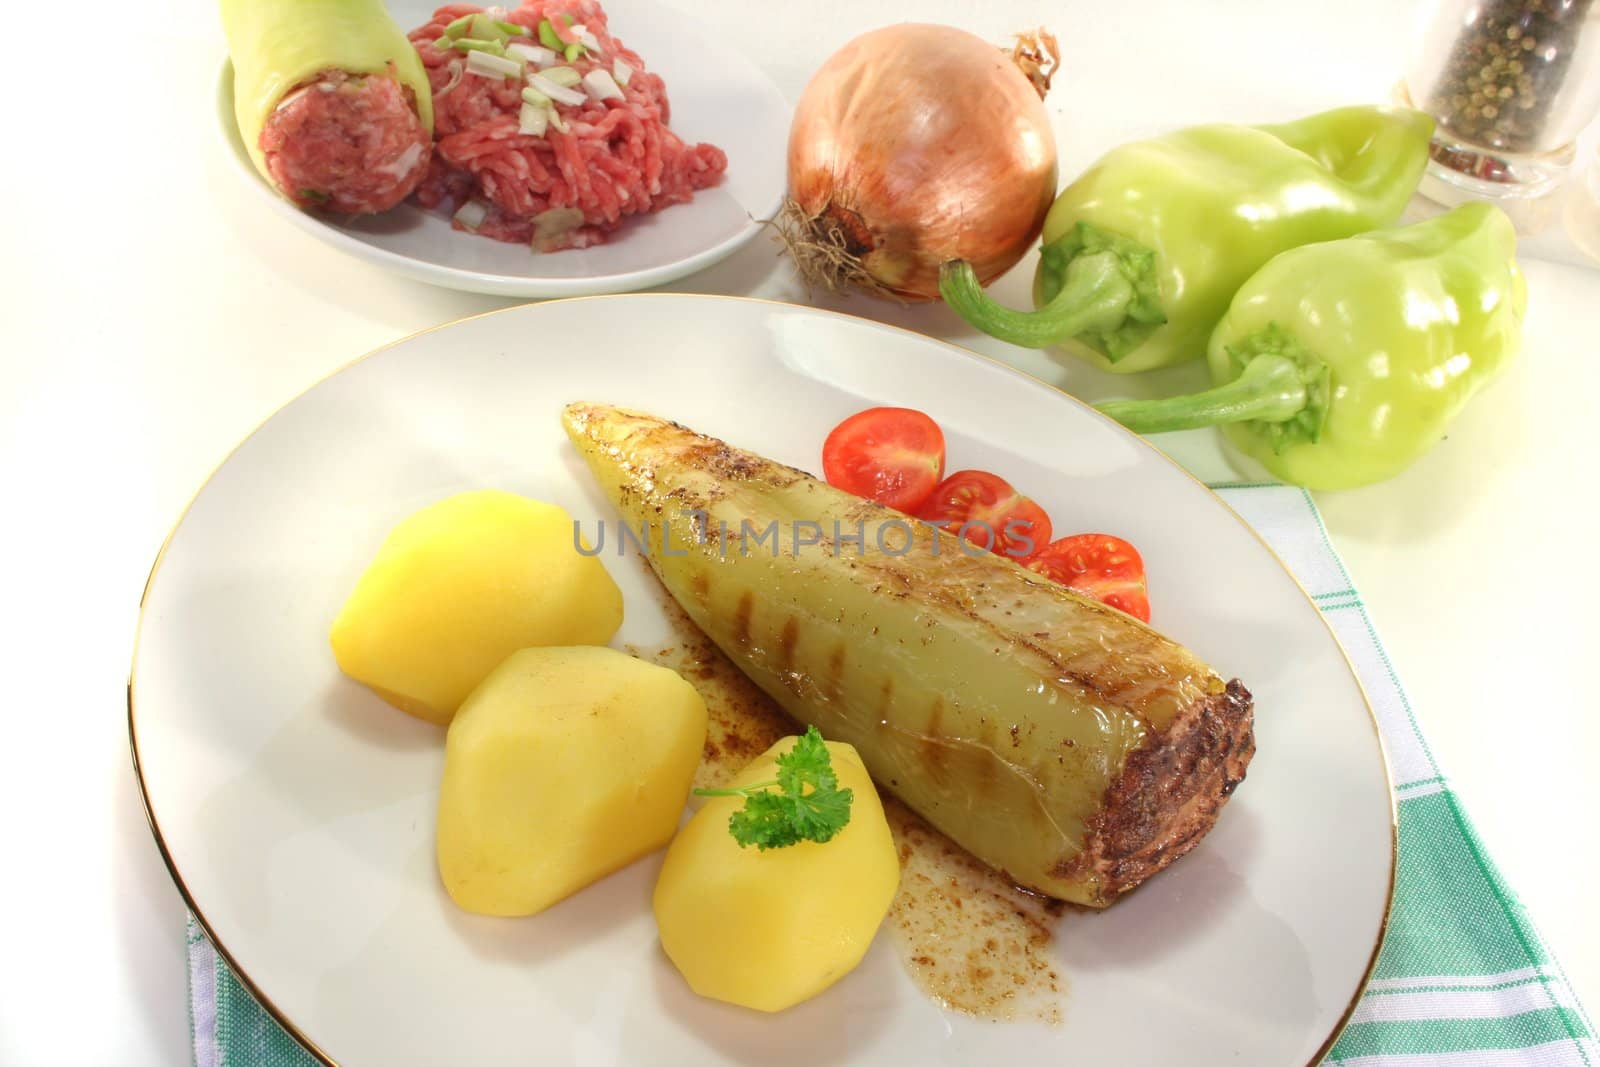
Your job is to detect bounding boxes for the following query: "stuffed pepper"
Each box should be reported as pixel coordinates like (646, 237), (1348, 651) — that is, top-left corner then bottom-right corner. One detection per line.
(221, 0), (435, 214)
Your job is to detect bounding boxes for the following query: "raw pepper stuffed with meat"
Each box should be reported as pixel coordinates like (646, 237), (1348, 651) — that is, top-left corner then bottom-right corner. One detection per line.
(940, 106), (1435, 373)
(221, 0), (434, 213)
(1096, 203), (1526, 490)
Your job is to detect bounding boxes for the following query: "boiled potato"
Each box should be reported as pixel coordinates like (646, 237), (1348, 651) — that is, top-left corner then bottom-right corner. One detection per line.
(329, 490), (622, 724)
(652, 736), (899, 1012)
(437, 645), (707, 916)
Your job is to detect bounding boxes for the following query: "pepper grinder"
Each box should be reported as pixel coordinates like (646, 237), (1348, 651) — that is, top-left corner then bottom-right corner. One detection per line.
(1402, 0), (1600, 231)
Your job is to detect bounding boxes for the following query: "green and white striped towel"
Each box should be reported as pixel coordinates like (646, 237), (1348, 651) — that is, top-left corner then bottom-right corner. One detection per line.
(186, 484), (1596, 1066)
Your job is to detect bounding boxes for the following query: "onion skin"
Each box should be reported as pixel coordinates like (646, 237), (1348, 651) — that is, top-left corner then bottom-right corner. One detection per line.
(786, 24), (1058, 301)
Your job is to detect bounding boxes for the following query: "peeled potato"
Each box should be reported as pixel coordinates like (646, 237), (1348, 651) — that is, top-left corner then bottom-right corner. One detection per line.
(329, 490), (622, 724)
(652, 736), (899, 1012)
(437, 645), (708, 916)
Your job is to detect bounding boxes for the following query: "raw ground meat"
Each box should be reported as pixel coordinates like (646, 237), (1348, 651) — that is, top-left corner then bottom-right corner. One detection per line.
(260, 69), (432, 215)
(409, 1), (728, 250)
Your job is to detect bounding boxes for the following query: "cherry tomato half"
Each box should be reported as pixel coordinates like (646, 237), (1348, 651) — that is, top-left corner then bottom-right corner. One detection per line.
(1026, 533), (1151, 622)
(916, 470), (1052, 561)
(822, 407), (947, 513)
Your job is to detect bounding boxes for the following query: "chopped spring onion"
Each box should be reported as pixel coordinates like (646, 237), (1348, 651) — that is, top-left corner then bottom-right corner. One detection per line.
(466, 49), (523, 79)
(521, 86), (551, 107)
(443, 14), (474, 38)
(452, 37), (509, 56)
(453, 200), (489, 231)
(537, 19), (564, 51)
(564, 42), (585, 62)
(433, 35), (452, 51)
(582, 68), (624, 102)
(571, 26), (602, 52)
(532, 206), (585, 252)
(518, 101), (551, 136)
(507, 42), (557, 66)
(495, 19), (530, 36)
(540, 65), (582, 87)
(549, 108), (569, 133)
(560, 13), (575, 25)
(527, 71), (586, 106)
(467, 13), (508, 41)
(612, 58), (634, 86)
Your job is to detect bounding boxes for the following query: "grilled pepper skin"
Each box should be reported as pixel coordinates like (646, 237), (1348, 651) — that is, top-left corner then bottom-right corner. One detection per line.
(563, 402), (1254, 906)
(940, 106), (1434, 373)
(220, 0), (434, 184)
(1099, 203), (1525, 490)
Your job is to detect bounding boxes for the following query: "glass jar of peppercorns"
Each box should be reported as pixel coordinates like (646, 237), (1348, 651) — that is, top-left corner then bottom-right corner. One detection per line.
(1403, 0), (1600, 209)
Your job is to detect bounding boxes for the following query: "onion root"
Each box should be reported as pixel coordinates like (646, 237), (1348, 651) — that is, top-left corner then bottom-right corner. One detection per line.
(772, 194), (900, 302)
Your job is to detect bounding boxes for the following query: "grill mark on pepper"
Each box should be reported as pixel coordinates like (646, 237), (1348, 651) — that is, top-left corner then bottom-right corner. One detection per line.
(922, 696), (949, 774)
(824, 641), (847, 699)
(777, 615), (800, 671)
(975, 722), (1002, 789)
(732, 590), (754, 648)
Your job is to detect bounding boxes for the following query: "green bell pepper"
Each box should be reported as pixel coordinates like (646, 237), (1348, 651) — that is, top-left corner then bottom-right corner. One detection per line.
(939, 106), (1436, 373)
(1096, 203), (1526, 490)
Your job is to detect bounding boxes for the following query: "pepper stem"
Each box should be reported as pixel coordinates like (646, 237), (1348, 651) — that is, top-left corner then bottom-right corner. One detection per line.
(1096, 354), (1311, 434)
(939, 251), (1137, 349)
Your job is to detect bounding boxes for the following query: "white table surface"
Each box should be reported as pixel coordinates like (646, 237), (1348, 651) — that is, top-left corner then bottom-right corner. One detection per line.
(2, 0), (1595, 1062)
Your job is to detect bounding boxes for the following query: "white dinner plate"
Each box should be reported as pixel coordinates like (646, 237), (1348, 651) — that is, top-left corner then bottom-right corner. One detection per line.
(131, 295), (1394, 1066)
(216, 1), (787, 297)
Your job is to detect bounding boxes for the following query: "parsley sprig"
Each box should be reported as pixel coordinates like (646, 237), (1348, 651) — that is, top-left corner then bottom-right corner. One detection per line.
(693, 726), (853, 850)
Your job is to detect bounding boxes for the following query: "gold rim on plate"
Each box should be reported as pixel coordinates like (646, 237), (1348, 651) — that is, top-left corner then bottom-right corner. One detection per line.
(128, 292), (1397, 1067)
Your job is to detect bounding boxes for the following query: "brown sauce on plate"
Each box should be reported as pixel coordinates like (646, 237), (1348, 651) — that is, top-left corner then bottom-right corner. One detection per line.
(631, 591), (1065, 1024)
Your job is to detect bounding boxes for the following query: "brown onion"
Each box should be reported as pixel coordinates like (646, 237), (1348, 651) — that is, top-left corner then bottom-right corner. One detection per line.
(781, 24), (1059, 302)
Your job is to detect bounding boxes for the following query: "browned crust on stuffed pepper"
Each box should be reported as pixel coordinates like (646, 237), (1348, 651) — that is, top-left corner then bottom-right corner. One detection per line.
(1059, 679), (1254, 905)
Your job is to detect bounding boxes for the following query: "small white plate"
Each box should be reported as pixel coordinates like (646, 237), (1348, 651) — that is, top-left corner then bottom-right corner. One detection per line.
(216, 0), (788, 297)
(131, 295), (1394, 1066)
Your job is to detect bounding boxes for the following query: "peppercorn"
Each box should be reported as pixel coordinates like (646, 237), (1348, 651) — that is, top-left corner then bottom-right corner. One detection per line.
(1420, 0), (1594, 154)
